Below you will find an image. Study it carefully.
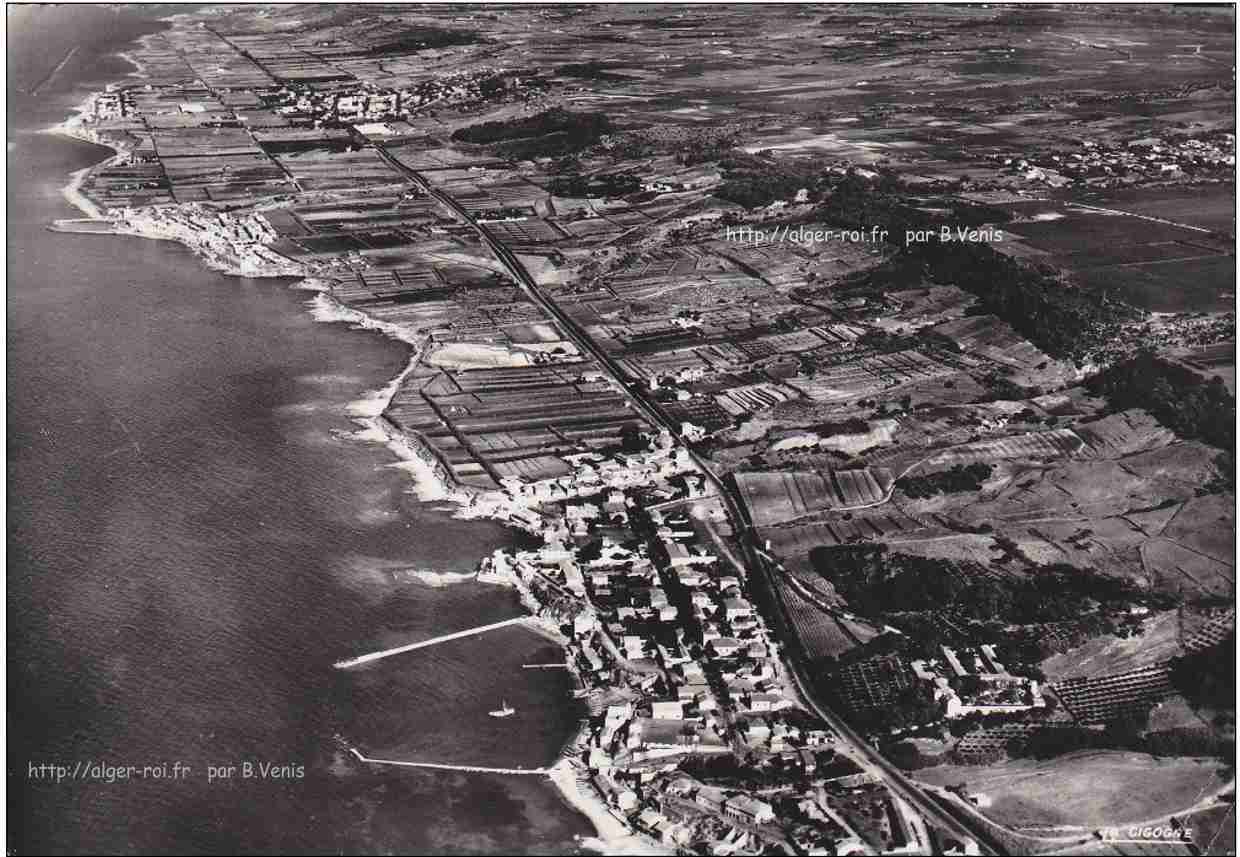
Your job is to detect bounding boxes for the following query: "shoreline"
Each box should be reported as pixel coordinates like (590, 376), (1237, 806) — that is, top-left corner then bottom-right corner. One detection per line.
(61, 163), (106, 220)
(44, 95), (122, 222)
(306, 264), (666, 856)
(43, 21), (651, 853)
(549, 757), (671, 856)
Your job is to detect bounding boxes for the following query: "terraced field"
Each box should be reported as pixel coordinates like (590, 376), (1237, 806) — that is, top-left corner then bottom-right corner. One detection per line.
(921, 428), (1084, 468)
(1182, 608), (1236, 653)
(1075, 409), (1177, 457)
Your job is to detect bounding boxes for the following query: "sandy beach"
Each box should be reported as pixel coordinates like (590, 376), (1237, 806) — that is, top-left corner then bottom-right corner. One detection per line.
(43, 30), (655, 852)
(42, 91), (120, 222)
(305, 278), (660, 855)
(60, 164), (107, 220)
(548, 759), (672, 856)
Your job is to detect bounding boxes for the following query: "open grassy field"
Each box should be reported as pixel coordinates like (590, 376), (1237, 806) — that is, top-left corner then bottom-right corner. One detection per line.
(914, 751), (1229, 830)
(909, 435), (1236, 594)
(1076, 255), (1235, 314)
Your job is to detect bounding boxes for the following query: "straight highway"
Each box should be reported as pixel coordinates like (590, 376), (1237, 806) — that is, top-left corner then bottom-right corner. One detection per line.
(373, 143), (1001, 853)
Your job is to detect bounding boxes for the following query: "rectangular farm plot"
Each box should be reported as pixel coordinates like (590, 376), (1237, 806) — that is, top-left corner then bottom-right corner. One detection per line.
(385, 364), (654, 487)
(761, 510), (929, 558)
(834, 469), (886, 505)
(776, 579), (861, 660)
(714, 382), (796, 417)
(790, 349), (957, 402)
(152, 128), (261, 158)
(491, 455), (574, 481)
(431, 386), (632, 434)
(736, 468), (892, 527)
(275, 149), (408, 190)
(931, 315), (1051, 368)
(485, 218), (568, 246)
(738, 471), (831, 526)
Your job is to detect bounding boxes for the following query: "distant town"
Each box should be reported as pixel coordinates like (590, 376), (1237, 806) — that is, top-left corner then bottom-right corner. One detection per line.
(51, 4), (1234, 855)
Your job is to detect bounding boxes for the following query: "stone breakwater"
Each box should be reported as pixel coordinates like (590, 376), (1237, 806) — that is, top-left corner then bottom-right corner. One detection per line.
(49, 68), (663, 855)
(48, 109), (305, 280)
(474, 553), (666, 855)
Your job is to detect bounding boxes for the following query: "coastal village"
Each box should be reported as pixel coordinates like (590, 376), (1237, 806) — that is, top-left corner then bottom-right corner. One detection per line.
(467, 430), (945, 855)
(49, 5), (1234, 856)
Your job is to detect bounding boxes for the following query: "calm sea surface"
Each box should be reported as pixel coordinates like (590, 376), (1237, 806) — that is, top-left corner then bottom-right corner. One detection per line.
(7, 7), (588, 854)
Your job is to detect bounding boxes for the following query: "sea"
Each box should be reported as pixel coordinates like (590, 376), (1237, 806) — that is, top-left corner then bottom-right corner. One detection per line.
(7, 6), (590, 854)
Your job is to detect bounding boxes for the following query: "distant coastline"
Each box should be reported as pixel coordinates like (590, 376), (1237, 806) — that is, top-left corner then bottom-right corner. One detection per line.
(44, 16), (647, 855)
(26, 6), (1237, 855)
(45, 26), (161, 222)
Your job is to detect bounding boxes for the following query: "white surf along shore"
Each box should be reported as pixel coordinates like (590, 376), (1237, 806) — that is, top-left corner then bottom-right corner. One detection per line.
(44, 30), (159, 222)
(48, 38), (668, 853)
(47, 92), (117, 222)
(304, 290), (668, 855)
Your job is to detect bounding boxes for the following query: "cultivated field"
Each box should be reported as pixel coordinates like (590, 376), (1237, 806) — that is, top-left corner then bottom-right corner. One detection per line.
(1050, 663), (1176, 725)
(761, 509), (930, 560)
(998, 201), (1235, 313)
(918, 428), (1084, 469)
(776, 579), (861, 661)
(735, 467), (890, 526)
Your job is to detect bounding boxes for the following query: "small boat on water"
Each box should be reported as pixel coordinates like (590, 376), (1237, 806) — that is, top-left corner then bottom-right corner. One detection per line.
(489, 699), (515, 718)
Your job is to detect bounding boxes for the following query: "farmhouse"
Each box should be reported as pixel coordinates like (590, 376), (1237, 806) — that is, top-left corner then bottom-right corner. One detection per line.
(912, 645), (1045, 718)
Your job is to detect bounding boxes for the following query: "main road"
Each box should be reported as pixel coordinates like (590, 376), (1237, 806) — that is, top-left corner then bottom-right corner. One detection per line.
(375, 144), (1001, 854)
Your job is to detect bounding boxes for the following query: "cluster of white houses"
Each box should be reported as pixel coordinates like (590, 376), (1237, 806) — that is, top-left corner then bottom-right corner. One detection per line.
(472, 435), (946, 853)
(912, 644), (1045, 719)
(115, 205), (300, 277)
